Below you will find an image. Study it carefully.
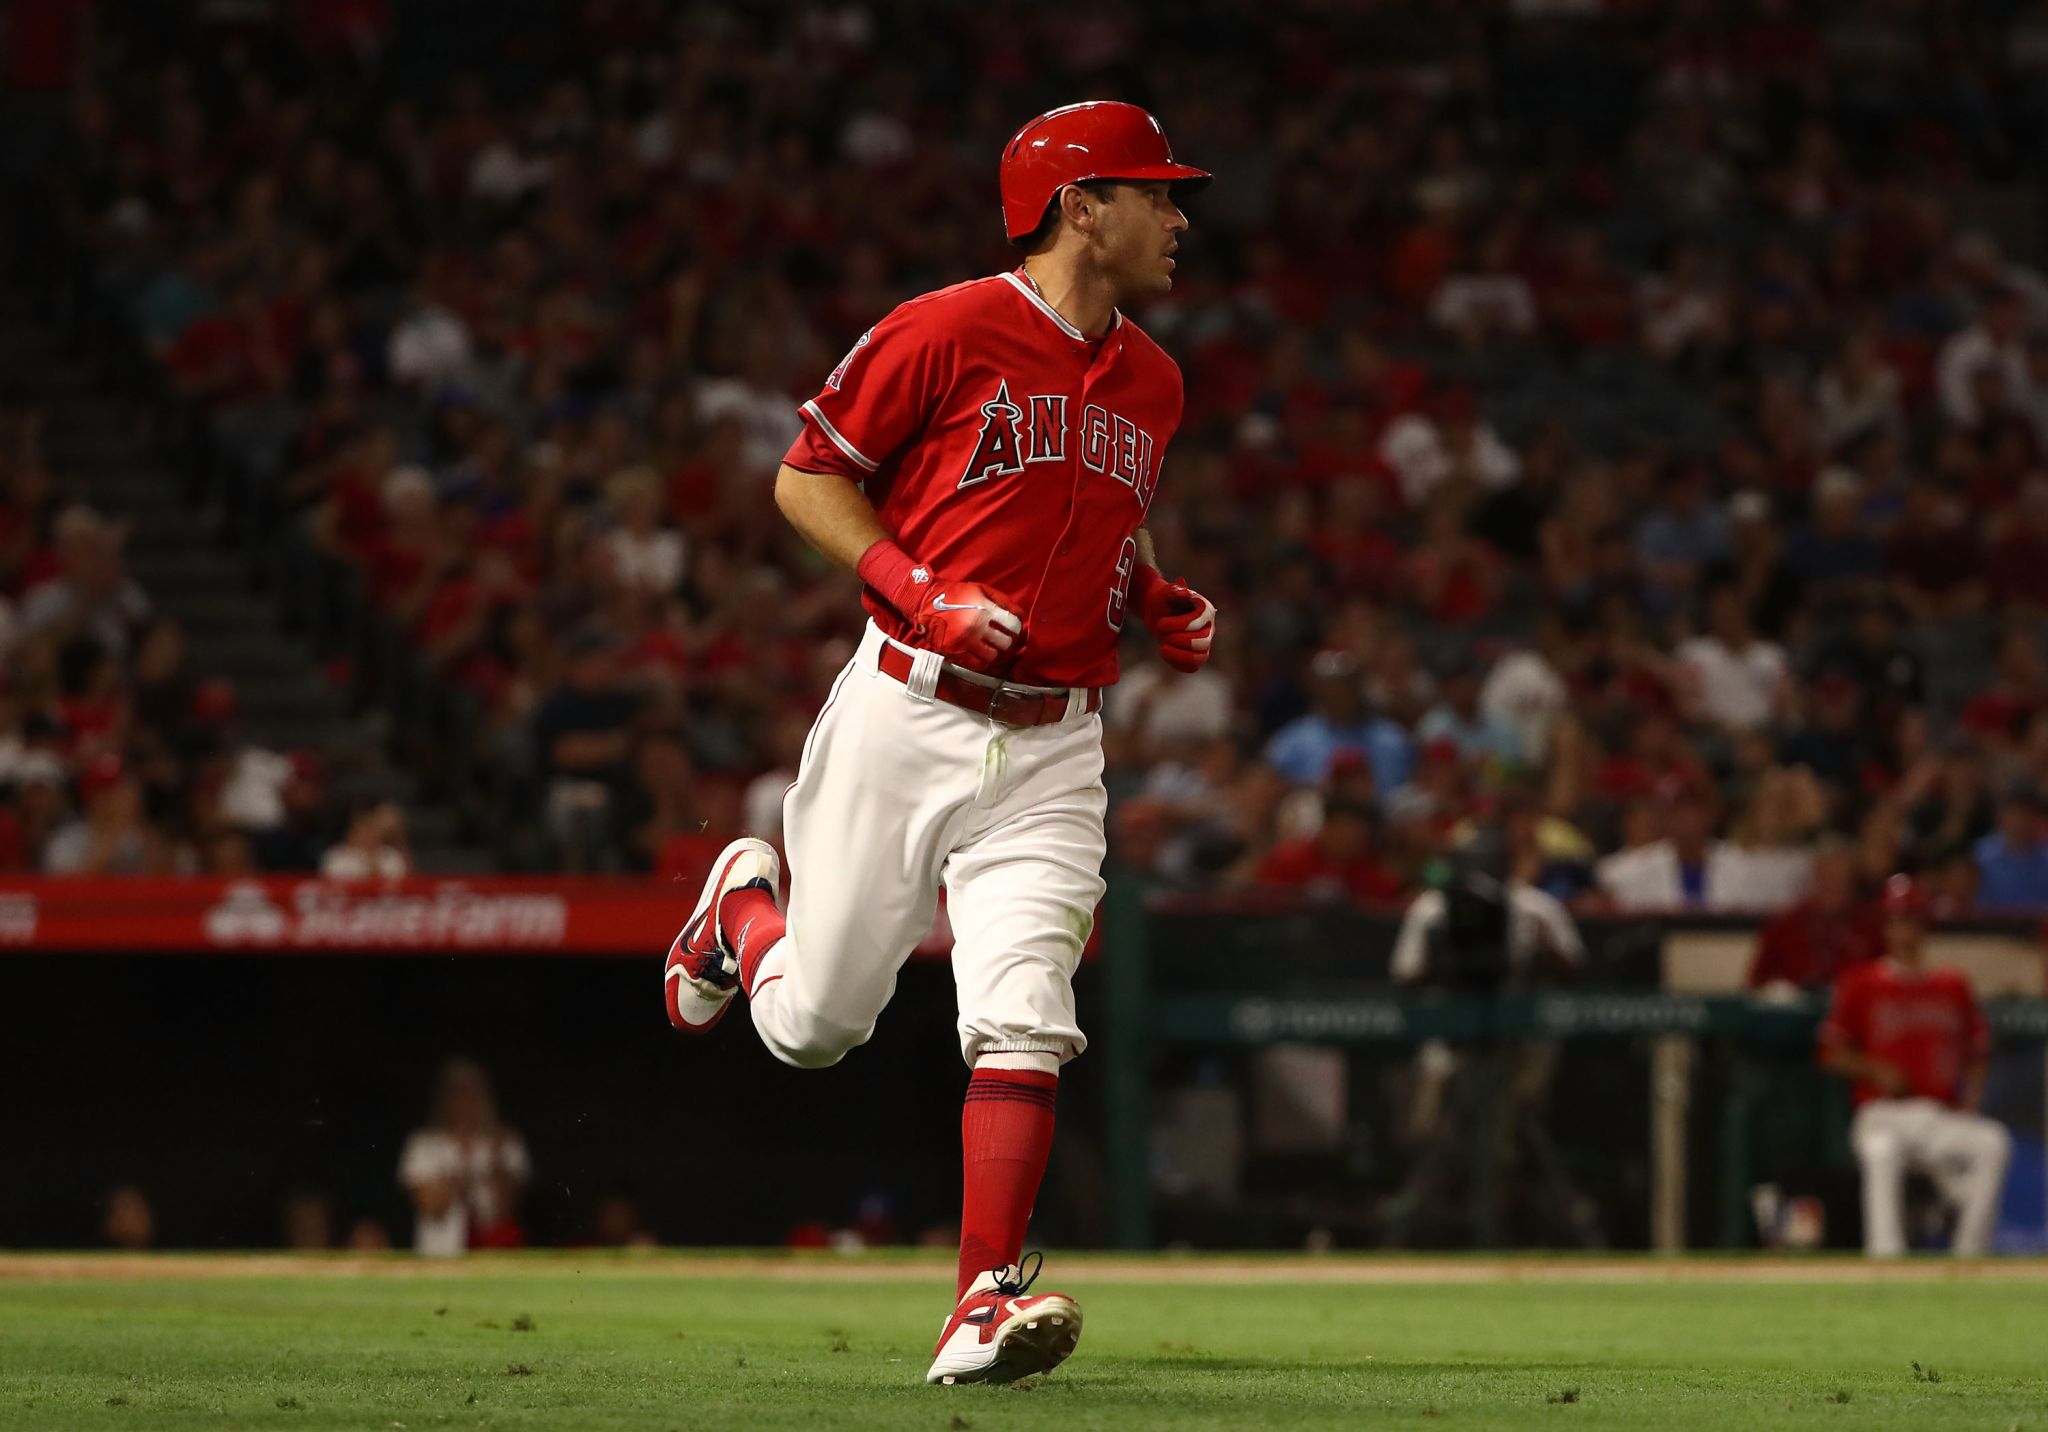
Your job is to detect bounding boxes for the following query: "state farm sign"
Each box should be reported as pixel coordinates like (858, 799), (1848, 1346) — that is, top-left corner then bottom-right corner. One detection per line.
(202, 881), (569, 949)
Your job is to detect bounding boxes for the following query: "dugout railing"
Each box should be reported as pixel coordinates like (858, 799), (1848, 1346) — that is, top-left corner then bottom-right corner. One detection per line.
(1099, 877), (2048, 1252)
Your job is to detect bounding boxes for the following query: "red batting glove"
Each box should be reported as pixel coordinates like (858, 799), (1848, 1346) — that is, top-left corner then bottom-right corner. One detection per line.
(1132, 564), (1216, 674)
(913, 580), (1024, 670)
(858, 539), (1024, 672)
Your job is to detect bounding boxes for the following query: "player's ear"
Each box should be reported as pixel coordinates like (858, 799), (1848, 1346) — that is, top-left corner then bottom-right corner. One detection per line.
(1058, 183), (1095, 234)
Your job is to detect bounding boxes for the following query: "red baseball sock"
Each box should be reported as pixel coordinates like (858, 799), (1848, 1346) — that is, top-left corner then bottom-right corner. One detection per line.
(957, 1067), (1057, 1299)
(717, 884), (785, 992)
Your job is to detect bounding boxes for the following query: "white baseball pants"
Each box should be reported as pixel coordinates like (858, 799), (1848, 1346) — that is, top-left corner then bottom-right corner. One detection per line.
(1850, 1098), (2011, 1256)
(746, 622), (1107, 1070)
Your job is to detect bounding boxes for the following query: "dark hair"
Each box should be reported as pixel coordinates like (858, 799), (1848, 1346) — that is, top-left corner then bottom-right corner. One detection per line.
(1017, 178), (1121, 250)
(1322, 799), (1376, 827)
(56, 635), (112, 695)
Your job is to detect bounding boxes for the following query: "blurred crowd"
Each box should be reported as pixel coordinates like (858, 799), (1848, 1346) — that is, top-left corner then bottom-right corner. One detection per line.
(14, 0), (2048, 910)
(0, 402), (416, 873)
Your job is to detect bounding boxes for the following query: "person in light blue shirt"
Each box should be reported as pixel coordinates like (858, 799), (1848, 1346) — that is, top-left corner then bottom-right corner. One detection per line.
(133, 239), (225, 352)
(1264, 650), (1414, 795)
(1972, 791), (2048, 911)
(1635, 463), (1730, 618)
(1414, 647), (1494, 764)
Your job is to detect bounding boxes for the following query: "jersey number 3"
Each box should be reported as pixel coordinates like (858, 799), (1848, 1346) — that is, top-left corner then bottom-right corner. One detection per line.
(1106, 537), (1137, 632)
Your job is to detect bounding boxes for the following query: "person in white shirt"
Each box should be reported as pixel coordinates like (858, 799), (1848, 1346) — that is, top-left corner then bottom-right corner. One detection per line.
(1390, 865), (1585, 985)
(1479, 617), (1572, 766)
(1106, 653), (1234, 754)
(694, 336), (804, 474)
(1814, 324), (1904, 452)
(1597, 783), (1813, 912)
(1637, 241), (1728, 364)
(1429, 228), (1537, 347)
(604, 465), (686, 597)
(320, 800), (411, 883)
(1951, 231), (2048, 329)
(386, 286), (476, 392)
(17, 505), (152, 659)
(1935, 287), (2031, 429)
(2023, 337), (2048, 458)
(1675, 584), (1791, 733)
(740, 712), (814, 844)
(1378, 387), (1521, 510)
(218, 747), (295, 831)
(1384, 830), (1602, 1247)
(399, 1059), (530, 1256)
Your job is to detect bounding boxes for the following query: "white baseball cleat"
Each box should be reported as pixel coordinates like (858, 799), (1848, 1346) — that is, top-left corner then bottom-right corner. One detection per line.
(662, 837), (780, 1033)
(925, 1254), (1082, 1385)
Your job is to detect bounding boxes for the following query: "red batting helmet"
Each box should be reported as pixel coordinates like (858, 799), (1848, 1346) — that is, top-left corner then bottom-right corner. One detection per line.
(1880, 874), (1930, 920)
(999, 101), (1211, 243)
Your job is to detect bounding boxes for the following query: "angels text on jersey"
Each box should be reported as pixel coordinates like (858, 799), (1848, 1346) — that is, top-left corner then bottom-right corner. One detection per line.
(958, 380), (1159, 504)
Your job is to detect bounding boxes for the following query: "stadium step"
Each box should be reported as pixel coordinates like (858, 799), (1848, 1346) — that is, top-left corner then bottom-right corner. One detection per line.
(123, 522), (224, 557)
(126, 546), (253, 589)
(73, 465), (189, 505)
(405, 804), (464, 848)
(166, 589), (286, 636)
(183, 632), (325, 683)
(228, 669), (337, 708)
(3, 311), (491, 876)
(405, 843), (499, 875)
(43, 422), (151, 467)
(0, 361), (96, 400)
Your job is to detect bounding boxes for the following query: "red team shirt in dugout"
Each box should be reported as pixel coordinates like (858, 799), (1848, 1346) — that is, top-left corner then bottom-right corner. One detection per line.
(1818, 961), (1989, 1106)
(782, 268), (1185, 689)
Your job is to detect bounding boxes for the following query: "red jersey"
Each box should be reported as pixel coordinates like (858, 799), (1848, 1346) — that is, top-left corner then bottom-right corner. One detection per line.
(783, 268), (1184, 687)
(1747, 899), (1882, 990)
(1817, 961), (1989, 1107)
(1254, 838), (1404, 906)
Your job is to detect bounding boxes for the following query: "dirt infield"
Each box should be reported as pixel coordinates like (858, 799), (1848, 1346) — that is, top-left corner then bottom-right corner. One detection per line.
(5, 1251), (2047, 1284)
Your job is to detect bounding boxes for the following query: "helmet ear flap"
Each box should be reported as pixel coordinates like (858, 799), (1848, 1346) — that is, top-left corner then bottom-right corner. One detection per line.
(1022, 196), (1061, 249)
(1018, 182), (1096, 251)
(1010, 193), (1055, 250)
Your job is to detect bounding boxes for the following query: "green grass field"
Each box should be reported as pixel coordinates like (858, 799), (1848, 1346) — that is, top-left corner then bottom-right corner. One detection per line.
(2, 1254), (2044, 1430)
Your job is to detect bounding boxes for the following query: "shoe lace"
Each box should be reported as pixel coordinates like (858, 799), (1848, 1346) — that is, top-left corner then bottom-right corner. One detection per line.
(683, 914), (738, 983)
(992, 1249), (1044, 1297)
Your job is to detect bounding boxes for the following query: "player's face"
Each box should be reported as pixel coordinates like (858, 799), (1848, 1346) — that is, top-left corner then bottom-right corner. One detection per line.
(1096, 181), (1188, 299)
(1883, 914), (1923, 962)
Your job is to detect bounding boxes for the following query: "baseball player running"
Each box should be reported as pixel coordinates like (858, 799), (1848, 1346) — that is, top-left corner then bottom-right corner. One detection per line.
(1818, 875), (2011, 1256)
(662, 101), (1214, 1383)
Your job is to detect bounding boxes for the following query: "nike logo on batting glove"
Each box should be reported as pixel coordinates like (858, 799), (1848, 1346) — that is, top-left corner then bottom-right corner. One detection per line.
(916, 583), (1023, 670)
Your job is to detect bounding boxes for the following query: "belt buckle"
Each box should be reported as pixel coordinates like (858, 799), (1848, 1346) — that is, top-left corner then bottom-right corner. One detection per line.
(976, 681), (1021, 726)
